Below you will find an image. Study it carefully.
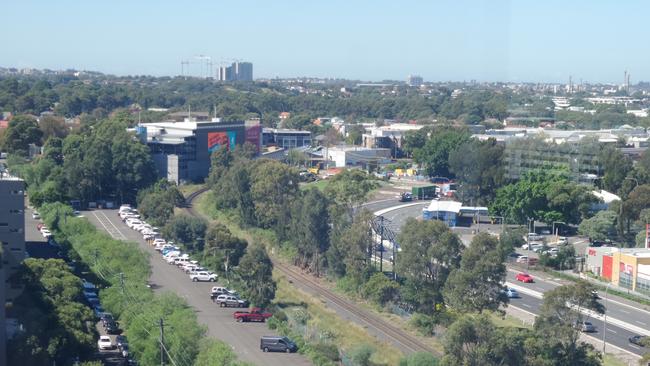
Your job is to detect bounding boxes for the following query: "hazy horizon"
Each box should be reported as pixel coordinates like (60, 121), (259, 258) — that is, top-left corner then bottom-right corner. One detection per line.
(3, 0), (649, 84)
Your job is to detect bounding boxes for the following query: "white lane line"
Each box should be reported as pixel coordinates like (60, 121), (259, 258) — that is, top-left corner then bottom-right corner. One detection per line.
(374, 202), (428, 216)
(630, 344), (641, 350)
(521, 303), (532, 308)
(607, 329), (617, 334)
(506, 281), (650, 336)
(92, 211), (118, 240)
(98, 210), (127, 240)
(635, 321), (646, 326)
(619, 309), (630, 314)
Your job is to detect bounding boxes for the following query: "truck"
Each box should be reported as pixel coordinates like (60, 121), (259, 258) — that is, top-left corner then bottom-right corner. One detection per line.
(233, 308), (273, 322)
(411, 185), (437, 200)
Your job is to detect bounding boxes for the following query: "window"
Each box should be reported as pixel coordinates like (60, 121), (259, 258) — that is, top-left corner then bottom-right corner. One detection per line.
(637, 277), (650, 296)
(619, 272), (633, 290)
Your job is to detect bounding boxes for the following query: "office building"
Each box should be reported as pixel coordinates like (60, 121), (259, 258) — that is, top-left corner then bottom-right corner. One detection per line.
(217, 61), (253, 82)
(262, 128), (312, 149)
(407, 75), (423, 86)
(137, 119), (261, 184)
(362, 123), (425, 158)
(0, 173), (26, 366)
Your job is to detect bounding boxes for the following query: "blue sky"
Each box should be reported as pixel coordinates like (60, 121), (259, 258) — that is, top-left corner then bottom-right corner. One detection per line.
(3, 0), (649, 83)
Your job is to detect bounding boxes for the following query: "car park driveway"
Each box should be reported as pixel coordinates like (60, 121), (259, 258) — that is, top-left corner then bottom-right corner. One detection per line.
(86, 209), (311, 366)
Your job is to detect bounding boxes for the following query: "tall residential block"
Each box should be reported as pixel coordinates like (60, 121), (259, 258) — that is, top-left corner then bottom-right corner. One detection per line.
(217, 61), (253, 82)
(0, 173), (26, 366)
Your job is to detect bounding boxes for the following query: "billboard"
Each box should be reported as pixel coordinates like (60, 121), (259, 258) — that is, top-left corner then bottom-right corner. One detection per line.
(245, 124), (261, 153)
(208, 131), (236, 153)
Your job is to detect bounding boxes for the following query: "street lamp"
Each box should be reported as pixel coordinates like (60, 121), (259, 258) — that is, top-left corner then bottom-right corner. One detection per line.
(602, 282), (612, 354)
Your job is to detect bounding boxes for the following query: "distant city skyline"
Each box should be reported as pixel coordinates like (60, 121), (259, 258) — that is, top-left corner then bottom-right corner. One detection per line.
(2, 0), (649, 83)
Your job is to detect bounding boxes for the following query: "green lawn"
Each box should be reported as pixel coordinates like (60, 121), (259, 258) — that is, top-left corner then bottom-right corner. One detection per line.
(300, 179), (330, 191)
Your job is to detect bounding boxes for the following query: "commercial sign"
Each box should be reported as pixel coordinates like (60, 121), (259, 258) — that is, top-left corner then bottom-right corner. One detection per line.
(245, 124), (261, 153)
(208, 131), (236, 153)
(619, 262), (634, 275)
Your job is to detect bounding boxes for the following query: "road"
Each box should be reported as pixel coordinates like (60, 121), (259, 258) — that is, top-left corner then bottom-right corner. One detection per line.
(373, 202), (649, 358)
(85, 209), (311, 366)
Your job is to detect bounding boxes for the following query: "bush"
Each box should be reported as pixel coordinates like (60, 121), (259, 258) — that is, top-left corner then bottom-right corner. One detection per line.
(361, 272), (400, 306)
(399, 352), (439, 366)
(349, 344), (375, 366)
(409, 311), (456, 336)
(310, 342), (340, 362)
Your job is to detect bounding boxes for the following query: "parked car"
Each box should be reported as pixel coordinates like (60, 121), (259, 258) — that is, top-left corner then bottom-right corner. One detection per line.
(629, 335), (648, 347)
(41, 229), (52, 238)
(32, 211), (40, 219)
(515, 273), (534, 283)
(214, 294), (249, 308)
(98, 335), (114, 350)
(105, 321), (121, 335)
(101, 313), (115, 327)
(188, 266), (208, 275)
(233, 308), (273, 322)
(260, 336), (298, 353)
(115, 335), (128, 348)
(575, 321), (596, 333)
(190, 271), (218, 282)
(119, 344), (130, 358)
(211, 286), (233, 296)
(93, 305), (106, 319)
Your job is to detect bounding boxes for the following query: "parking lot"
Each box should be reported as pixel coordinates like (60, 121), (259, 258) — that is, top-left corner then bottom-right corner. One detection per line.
(86, 209), (311, 366)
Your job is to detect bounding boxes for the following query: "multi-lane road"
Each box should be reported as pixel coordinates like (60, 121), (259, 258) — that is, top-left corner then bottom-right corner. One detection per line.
(85, 209), (311, 366)
(371, 198), (649, 357)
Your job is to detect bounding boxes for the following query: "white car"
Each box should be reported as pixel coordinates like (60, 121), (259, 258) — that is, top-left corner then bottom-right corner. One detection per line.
(183, 263), (200, 273)
(188, 266), (208, 274)
(97, 335), (114, 350)
(166, 254), (187, 264)
(41, 229), (52, 238)
(190, 271), (218, 282)
(32, 211), (40, 219)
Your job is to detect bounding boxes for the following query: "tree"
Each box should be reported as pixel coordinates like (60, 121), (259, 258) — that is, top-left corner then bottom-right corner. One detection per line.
(324, 169), (377, 220)
(328, 209), (374, 283)
(345, 124), (366, 145)
(443, 233), (508, 313)
(194, 339), (253, 366)
(490, 171), (595, 225)
(401, 128), (429, 158)
(361, 272), (400, 306)
(598, 146), (633, 193)
(207, 145), (233, 188)
(413, 128), (471, 178)
(39, 115), (69, 140)
(203, 223), (248, 279)
(449, 138), (505, 204)
(163, 215), (208, 252)
(249, 159), (299, 228)
(237, 244), (276, 308)
(624, 185), (650, 222)
(2, 114), (43, 156)
(289, 188), (330, 275)
(441, 314), (527, 366)
(578, 210), (618, 242)
(533, 281), (604, 366)
(397, 218), (463, 314)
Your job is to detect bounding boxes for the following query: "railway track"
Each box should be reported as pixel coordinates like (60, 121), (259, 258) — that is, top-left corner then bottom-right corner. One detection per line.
(183, 186), (438, 356)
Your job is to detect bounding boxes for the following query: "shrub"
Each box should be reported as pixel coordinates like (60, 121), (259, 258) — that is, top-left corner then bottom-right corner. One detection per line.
(361, 272), (400, 306)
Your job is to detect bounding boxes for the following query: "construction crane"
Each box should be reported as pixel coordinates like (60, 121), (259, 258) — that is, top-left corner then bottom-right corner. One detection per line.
(194, 55), (213, 79)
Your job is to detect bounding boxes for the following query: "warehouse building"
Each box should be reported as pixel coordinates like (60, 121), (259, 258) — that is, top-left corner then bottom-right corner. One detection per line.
(137, 118), (261, 184)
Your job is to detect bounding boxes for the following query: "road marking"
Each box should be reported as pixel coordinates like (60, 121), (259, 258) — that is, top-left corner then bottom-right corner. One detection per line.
(506, 281), (650, 337)
(98, 210), (127, 240)
(630, 344), (641, 350)
(635, 320), (646, 326)
(521, 303), (532, 308)
(92, 211), (119, 240)
(620, 309), (630, 314)
(374, 202), (428, 216)
(607, 329), (617, 334)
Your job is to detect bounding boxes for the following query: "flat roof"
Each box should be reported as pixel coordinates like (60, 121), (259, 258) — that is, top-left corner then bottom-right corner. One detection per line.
(424, 200), (462, 214)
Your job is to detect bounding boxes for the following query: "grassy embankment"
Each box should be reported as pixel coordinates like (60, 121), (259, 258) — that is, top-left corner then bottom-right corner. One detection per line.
(194, 190), (406, 365)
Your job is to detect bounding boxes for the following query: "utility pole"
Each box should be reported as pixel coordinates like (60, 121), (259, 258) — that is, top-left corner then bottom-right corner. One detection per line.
(159, 318), (165, 366)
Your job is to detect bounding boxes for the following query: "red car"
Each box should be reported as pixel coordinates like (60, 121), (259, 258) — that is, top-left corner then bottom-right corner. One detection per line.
(233, 308), (272, 323)
(515, 273), (534, 283)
